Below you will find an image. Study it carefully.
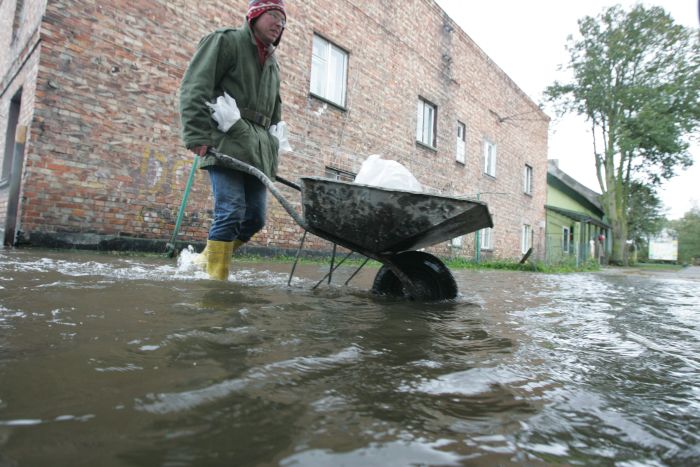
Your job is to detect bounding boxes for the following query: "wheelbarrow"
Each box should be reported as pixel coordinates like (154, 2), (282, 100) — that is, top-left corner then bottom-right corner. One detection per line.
(210, 150), (493, 301)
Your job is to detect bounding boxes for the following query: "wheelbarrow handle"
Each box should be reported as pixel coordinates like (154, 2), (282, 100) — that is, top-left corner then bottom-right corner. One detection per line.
(210, 150), (307, 230)
(276, 176), (301, 192)
(165, 155), (199, 257)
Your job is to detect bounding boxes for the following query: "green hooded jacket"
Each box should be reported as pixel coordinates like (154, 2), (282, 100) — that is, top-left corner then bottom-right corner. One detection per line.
(179, 23), (281, 179)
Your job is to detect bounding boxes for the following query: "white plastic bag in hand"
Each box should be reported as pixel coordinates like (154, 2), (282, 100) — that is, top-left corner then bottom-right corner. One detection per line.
(269, 121), (293, 154)
(354, 154), (423, 192)
(206, 92), (240, 132)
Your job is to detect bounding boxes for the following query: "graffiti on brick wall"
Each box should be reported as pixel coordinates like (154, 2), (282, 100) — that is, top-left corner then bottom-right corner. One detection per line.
(139, 144), (196, 195)
(135, 144), (208, 230)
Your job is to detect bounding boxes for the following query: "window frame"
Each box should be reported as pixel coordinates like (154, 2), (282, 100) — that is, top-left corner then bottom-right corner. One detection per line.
(12, 0), (25, 42)
(524, 164), (533, 195)
(521, 224), (532, 255)
(480, 227), (493, 250)
(416, 97), (437, 149)
(324, 166), (355, 182)
(455, 121), (466, 164)
(483, 139), (496, 177)
(562, 226), (571, 254)
(309, 33), (349, 108)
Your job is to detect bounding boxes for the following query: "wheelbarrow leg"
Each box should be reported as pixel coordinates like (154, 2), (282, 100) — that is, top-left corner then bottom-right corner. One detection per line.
(313, 249), (354, 289)
(344, 257), (370, 286)
(328, 243), (337, 285)
(288, 231), (307, 286)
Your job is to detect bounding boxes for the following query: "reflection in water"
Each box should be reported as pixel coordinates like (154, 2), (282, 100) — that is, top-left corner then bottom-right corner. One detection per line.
(0, 249), (699, 465)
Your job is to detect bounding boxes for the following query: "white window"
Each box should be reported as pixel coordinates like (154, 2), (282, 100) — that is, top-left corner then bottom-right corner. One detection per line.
(524, 164), (533, 195)
(310, 34), (348, 107)
(562, 227), (570, 254)
(521, 224), (532, 255)
(451, 236), (463, 247)
(324, 166), (355, 182)
(12, 0), (25, 41)
(480, 227), (493, 250)
(416, 98), (437, 148)
(456, 121), (466, 164)
(483, 139), (496, 177)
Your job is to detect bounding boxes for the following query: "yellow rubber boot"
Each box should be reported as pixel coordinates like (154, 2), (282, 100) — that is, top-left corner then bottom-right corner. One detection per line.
(231, 239), (245, 254)
(193, 244), (209, 271)
(196, 239), (242, 271)
(206, 240), (234, 280)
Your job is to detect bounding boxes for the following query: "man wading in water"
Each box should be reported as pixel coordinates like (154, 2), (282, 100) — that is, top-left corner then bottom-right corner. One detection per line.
(179, 0), (287, 280)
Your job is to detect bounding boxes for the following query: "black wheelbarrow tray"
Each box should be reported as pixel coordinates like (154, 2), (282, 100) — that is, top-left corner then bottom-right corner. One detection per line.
(212, 151), (494, 300)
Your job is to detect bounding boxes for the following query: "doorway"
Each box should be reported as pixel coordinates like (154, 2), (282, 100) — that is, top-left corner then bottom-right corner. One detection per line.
(2, 90), (24, 246)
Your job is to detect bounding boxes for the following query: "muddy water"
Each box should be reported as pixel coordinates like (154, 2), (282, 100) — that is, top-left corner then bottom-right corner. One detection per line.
(0, 249), (698, 466)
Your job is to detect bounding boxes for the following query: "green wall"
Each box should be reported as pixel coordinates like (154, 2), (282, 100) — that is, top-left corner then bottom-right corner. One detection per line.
(547, 184), (600, 218)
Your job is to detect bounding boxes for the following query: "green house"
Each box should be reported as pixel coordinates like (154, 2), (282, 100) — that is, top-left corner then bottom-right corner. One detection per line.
(546, 160), (611, 265)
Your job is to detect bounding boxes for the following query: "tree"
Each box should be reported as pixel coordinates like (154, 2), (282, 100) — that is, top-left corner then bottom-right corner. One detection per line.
(545, 5), (700, 265)
(671, 204), (700, 264)
(627, 182), (666, 260)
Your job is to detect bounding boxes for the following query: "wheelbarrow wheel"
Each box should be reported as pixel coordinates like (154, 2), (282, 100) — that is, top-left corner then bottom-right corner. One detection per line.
(372, 251), (458, 300)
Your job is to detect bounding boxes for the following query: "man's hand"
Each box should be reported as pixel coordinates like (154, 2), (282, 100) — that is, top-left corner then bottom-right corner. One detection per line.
(191, 145), (209, 157)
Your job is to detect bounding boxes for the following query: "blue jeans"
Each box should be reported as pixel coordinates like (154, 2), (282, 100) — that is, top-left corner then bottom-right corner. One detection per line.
(206, 166), (267, 242)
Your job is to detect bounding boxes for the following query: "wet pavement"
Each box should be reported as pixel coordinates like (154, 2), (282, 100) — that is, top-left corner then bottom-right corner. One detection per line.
(0, 248), (698, 466)
(605, 264), (700, 280)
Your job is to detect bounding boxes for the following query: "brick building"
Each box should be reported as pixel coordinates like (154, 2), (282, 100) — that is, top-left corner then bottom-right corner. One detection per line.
(1, 0), (549, 260)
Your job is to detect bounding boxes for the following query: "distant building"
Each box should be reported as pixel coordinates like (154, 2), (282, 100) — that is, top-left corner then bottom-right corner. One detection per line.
(546, 160), (611, 265)
(1, 0), (549, 260)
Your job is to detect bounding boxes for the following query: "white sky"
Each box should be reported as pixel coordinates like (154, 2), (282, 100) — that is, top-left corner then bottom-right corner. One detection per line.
(435, 0), (699, 219)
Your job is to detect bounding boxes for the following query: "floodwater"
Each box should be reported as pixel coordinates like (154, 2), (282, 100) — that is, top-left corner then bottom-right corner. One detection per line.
(0, 249), (699, 467)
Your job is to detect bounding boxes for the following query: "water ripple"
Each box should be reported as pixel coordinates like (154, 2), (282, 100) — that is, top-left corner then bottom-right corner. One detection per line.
(135, 346), (363, 414)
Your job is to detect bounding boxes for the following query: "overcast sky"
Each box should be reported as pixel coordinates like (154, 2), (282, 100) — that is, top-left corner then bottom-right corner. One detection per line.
(434, 0), (699, 219)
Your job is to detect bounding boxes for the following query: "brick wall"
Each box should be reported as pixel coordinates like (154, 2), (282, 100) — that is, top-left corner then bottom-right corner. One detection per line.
(1, 0), (549, 260)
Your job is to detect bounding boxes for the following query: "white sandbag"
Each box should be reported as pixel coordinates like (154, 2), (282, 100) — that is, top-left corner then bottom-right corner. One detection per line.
(206, 92), (240, 132)
(354, 154), (422, 192)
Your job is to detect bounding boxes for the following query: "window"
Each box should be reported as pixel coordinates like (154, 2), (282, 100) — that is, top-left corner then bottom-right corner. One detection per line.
(562, 227), (570, 254)
(12, 0), (25, 42)
(455, 121), (466, 164)
(480, 227), (493, 250)
(451, 235), (463, 247)
(522, 224), (532, 255)
(310, 34), (348, 107)
(524, 164), (533, 195)
(325, 166), (355, 182)
(483, 139), (496, 177)
(416, 98), (437, 148)
(2, 91), (21, 183)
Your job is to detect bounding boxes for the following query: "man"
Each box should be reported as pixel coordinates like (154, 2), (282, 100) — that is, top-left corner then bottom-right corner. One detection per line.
(179, 0), (286, 280)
